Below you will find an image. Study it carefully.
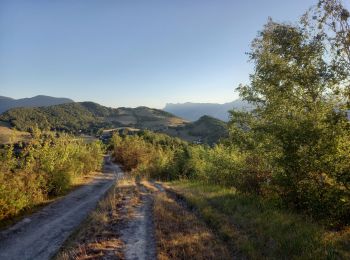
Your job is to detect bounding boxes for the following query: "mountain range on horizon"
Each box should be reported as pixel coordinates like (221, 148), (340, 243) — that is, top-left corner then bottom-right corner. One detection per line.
(0, 95), (252, 123)
(0, 95), (74, 114)
(163, 99), (252, 121)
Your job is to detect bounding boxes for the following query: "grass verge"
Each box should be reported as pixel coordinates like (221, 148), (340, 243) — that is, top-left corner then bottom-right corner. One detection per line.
(145, 181), (232, 260)
(165, 180), (350, 259)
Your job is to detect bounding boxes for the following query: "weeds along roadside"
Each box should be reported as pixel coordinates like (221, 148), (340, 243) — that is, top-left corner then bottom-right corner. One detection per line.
(163, 181), (350, 259)
(143, 181), (233, 260)
(0, 131), (105, 227)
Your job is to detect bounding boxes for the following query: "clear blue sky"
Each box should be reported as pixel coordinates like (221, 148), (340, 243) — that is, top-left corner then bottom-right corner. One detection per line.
(0, 0), (317, 108)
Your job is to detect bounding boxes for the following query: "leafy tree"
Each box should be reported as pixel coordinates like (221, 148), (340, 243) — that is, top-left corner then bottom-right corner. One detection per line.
(303, 0), (350, 104)
(230, 19), (350, 225)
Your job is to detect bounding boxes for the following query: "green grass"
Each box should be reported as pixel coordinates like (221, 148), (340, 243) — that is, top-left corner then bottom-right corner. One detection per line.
(167, 180), (349, 259)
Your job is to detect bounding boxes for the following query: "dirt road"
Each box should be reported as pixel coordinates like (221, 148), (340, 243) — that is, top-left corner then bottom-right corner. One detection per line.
(120, 185), (156, 260)
(0, 157), (122, 260)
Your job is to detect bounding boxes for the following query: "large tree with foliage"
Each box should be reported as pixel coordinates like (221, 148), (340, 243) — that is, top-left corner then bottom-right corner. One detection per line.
(230, 18), (350, 225)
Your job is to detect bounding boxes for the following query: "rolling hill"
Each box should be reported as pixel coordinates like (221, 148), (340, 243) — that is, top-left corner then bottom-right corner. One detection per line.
(163, 99), (252, 121)
(0, 102), (227, 144)
(0, 95), (74, 114)
(0, 102), (186, 133)
(163, 115), (228, 144)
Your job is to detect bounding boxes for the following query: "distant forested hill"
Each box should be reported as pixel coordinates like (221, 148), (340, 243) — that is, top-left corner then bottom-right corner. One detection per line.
(0, 95), (73, 114)
(0, 102), (227, 144)
(163, 99), (252, 121)
(164, 115), (228, 145)
(0, 102), (186, 133)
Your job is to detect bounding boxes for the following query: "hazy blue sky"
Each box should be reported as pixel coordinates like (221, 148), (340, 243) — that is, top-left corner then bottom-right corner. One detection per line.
(1, 0), (317, 108)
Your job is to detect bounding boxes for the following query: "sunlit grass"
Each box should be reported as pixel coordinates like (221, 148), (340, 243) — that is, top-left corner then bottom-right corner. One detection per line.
(153, 184), (232, 259)
(167, 180), (349, 259)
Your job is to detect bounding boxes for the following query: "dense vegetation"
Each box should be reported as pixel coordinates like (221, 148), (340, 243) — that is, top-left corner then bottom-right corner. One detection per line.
(112, 131), (188, 180)
(228, 19), (350, 226)
(0, 130), (104, 222)
(0, 102), (119, 134)
(112, 1), (350, 229)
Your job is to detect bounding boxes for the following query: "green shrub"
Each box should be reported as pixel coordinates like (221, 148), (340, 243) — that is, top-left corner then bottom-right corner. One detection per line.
(0, 132), (104, 221)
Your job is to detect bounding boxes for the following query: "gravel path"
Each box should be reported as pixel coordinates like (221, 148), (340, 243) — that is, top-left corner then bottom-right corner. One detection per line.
(0, 156), (122, 260)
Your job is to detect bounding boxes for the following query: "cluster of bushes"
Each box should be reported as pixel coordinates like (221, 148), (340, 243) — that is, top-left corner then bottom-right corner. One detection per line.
(111, 131), (268, 193)
(112, 131), (186, 180)
(112, 121), (349, 227)
(0, 131), (104, 221)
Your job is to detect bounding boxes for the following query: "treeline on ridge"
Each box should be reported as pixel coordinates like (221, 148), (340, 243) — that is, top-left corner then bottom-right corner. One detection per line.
(0, 102), (125, 134)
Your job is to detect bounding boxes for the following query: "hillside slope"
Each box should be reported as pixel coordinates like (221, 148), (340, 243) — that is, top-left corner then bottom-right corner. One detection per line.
(164, 99), (252, 121)
(0, 102), (227, 144)
(0, 95), (73, 114)
(164, 115), (228, 145)
(0, 102), (187, 133)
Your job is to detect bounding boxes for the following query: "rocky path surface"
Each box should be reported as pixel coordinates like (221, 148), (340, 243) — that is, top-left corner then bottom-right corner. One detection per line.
(0, 157), (122, 260)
